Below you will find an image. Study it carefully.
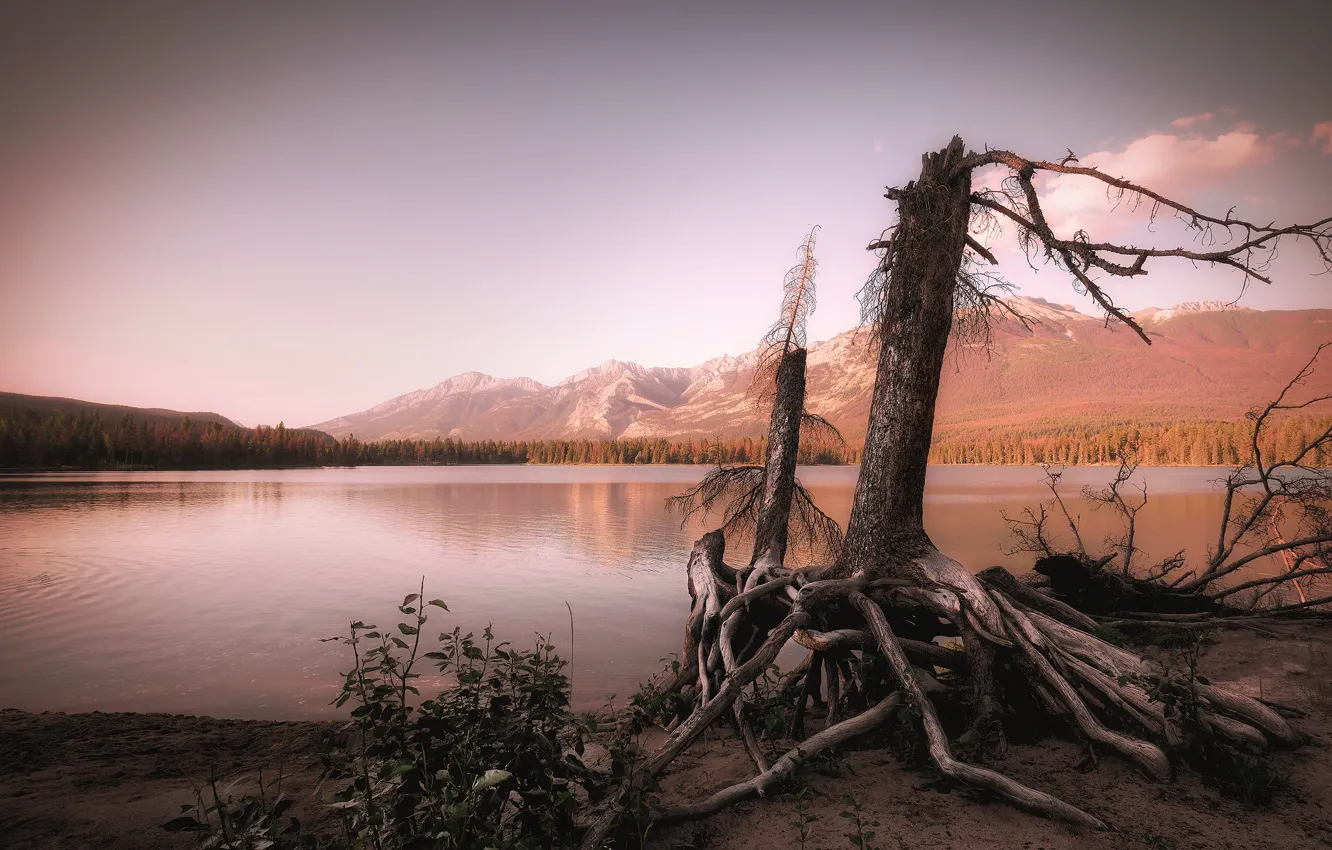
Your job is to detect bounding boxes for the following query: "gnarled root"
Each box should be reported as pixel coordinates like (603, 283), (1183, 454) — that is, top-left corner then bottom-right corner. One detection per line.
(848, 590), (1107, 828)
(579, 543), (1303, 846)
(652, 692), (903, 824)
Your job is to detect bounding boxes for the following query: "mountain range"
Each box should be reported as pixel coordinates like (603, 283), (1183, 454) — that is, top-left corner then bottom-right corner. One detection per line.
(307, 298), (1332, 443)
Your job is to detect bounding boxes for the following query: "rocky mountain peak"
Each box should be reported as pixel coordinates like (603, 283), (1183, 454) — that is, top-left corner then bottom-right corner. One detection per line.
(309, 303), (1328, 443)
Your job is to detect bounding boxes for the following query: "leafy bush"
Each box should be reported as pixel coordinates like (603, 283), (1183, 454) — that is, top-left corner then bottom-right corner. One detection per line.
(170, 585), (600, 849)
(164, 768), (315, 849)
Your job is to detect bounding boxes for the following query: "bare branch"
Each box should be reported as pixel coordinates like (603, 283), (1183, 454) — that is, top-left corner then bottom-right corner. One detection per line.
(667, 463), (842, 562)
(752, 227), (820, 403)
(1081, 446), (1149, 577)
(965, 234), (999, 265)
(955, 148), (1332, 342)
(667, 465), (766, 537)
(798, 411), (845, 447)
(953, 262), (1036, 355)
(1183, 344), (1332, 599)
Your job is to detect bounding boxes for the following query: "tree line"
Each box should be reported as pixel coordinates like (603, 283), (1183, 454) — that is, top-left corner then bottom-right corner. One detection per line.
(0, 410), (338, 470)
(1, 408), (1326, 470)
(928, 416), (1332, 466)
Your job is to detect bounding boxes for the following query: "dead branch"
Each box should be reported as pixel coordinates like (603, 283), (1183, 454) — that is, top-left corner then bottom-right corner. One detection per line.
(957, 149), (1332, 342)
(593, 137), (1324, 845)
(752, 227), (820, 404)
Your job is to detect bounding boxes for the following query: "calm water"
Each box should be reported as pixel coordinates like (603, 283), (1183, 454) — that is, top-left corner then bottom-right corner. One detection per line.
(0, 465), (1232, 719)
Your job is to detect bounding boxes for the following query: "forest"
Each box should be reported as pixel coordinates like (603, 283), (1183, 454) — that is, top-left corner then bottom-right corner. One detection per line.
(1, 407), (1327, 470)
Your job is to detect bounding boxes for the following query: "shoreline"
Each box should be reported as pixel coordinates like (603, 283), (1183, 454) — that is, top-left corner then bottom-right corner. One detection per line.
(0, 461), (1254, 475)
(4, 622), (1331, 849)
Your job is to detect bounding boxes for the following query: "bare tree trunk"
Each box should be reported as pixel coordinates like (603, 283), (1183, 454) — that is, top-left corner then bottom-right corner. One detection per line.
(751, 348), (807, 567)
(588, 135), (1324, 841)
(839, 137), (972, 577)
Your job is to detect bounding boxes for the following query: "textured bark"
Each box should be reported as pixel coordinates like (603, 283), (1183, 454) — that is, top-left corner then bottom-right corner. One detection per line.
(840, 137), (973, 576)
(588, 135), (1315, 841)
(751, 348), (807, 568)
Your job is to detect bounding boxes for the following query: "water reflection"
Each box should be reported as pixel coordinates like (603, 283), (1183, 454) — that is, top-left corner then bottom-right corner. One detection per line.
(0, 466), (1235, 719)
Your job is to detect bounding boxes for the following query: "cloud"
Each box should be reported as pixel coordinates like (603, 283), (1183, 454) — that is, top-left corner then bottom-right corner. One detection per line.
(1171, 112), (1214, 128)
(1035, 125), (1284, 235)
(1314, 121), (1332, 154)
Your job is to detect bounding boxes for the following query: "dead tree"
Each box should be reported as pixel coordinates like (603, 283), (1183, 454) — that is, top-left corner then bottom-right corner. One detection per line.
(668, 226), (842, 574)
(1012, 344), (1332, 620)
(578, 138), (1331, 845)
(658, 229), (842, 768)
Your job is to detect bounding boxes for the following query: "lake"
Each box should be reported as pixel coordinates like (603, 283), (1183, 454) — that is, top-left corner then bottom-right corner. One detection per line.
(0, 465), (1234, 719)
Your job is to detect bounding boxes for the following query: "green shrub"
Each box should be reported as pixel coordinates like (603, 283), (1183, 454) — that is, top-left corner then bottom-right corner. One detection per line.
(169, 585), (600, 849)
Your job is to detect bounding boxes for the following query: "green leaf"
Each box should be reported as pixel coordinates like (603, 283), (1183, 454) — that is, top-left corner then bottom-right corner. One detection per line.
(403, 593), (419, 607)
(471, 769), (512, 792)
(391, 637), (408, 649)
(398, 624), (419, 636)
(428, 599), (449, 610)
(162, 816), (208, 832)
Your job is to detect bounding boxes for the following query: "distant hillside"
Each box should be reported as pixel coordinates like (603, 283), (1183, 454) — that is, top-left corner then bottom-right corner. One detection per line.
(309, 299), (1332, 443)
(0, 392), (243, 430)
(0, 399), (341, 471)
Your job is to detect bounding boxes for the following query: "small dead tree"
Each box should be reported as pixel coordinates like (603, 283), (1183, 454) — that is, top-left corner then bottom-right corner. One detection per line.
(1019, 344), (1332, 619)
(662, 229), (844, 770)
(579, 139), (1330, 845)
(668, 226), (843, 574)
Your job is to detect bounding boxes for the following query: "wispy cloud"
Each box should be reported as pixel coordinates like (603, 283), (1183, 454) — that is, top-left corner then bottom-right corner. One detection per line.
(1034, 123), (1292, 234)
(969, 116), (1312, 263)
(1314, 121), (1332, 154)
(1171, 112), (1214, 128)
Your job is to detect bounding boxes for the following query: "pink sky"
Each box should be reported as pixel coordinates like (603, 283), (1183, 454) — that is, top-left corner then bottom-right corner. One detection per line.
(2, 1), (1330, 427)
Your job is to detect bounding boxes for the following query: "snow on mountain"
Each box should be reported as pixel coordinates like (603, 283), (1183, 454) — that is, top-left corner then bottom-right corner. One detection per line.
(309, 301), (1331, 442)
(1132, 301), (1256, 324)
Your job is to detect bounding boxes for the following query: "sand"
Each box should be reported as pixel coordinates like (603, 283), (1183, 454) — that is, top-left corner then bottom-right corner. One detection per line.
(2, 624), (1329, 850)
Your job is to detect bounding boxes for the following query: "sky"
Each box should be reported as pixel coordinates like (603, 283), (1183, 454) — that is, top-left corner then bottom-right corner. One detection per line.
(2, 0), (1330, 427)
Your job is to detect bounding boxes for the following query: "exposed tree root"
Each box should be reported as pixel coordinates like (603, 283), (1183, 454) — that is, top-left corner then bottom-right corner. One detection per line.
(574, 137), (1327, 846)
(578, 541), (1308, 845)
(848, 588), (1107, 828)
(651, 692), (903, 824)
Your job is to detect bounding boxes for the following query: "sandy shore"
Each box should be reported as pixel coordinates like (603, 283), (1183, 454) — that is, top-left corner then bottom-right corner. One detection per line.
(2, 624), (1330, 850)
(0, 712), (338, 850)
